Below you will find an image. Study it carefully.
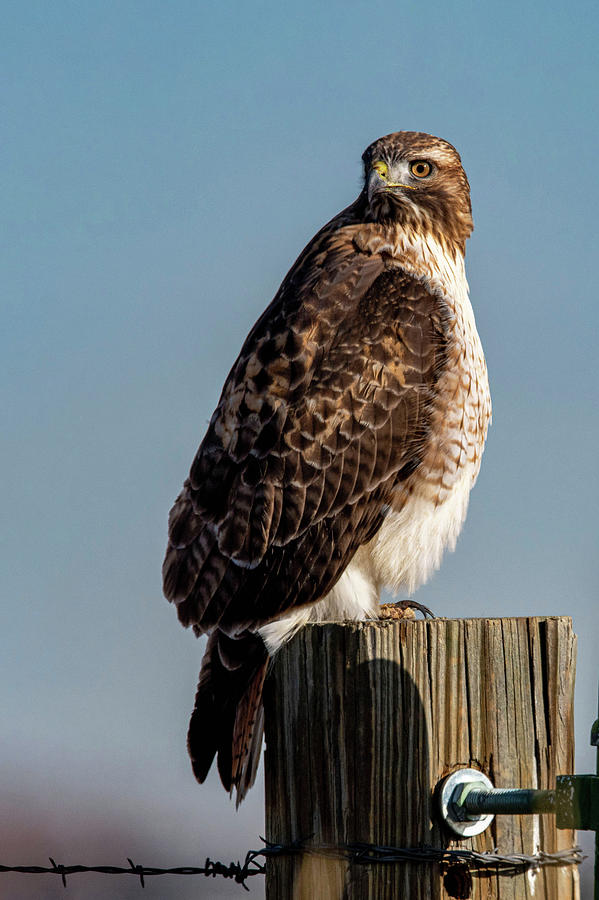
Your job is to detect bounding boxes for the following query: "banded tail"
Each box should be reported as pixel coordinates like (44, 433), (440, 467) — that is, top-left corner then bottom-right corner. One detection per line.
(187, 629), (269, 804)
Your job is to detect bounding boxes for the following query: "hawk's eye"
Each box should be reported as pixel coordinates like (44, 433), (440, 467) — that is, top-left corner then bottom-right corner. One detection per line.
(410, 160), (432, 178)
(372, 160), (389, 179)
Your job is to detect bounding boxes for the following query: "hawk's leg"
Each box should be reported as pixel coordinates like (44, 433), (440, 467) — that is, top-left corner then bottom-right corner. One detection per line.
(379, 599), (435, 619)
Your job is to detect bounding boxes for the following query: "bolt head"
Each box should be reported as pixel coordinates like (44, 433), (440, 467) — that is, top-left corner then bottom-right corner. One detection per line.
(438, 768), (495, 839)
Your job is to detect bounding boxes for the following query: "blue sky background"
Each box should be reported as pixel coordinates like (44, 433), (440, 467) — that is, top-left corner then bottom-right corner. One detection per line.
(2, 1), (598, 896)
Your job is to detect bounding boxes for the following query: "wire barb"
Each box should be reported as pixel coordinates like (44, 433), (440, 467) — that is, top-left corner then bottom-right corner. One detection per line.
(126, 858), (145, 888)
(48, 858), (67, 888)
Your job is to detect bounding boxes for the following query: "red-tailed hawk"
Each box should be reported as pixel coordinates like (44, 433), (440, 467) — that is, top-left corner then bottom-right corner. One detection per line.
(163, 131), (491, 802)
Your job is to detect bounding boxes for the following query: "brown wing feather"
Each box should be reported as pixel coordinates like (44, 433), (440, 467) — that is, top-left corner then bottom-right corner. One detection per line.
(164, 212), (450, 800)
(164, 262), (449, 633)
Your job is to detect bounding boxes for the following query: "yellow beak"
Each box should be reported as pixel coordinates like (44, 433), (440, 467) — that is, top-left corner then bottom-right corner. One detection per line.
(385, 182), (416, 190)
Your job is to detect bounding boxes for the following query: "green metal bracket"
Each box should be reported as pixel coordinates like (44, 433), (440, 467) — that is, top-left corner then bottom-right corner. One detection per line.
(556, 774), (599, 830)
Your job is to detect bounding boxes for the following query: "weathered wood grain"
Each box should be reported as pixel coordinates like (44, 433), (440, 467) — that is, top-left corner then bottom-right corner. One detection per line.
(263, 617), (578, 899)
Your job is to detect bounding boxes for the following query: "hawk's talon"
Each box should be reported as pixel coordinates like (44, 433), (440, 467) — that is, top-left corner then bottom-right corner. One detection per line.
(379, 600), (435, 620)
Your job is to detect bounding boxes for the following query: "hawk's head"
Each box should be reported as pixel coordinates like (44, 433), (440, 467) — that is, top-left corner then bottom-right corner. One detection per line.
(362, 131), (473, 253)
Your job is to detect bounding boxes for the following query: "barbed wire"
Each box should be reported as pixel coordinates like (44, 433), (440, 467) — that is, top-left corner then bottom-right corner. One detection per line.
(0, 840), (583, 891)
(0, 852), (266, 891)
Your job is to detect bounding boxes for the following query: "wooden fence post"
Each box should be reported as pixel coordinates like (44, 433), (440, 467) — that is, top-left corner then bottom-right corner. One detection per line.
(263, 616), (579, 899)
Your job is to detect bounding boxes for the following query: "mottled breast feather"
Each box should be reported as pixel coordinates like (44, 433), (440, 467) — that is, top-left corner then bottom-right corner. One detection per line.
(162, 210), (451, 638)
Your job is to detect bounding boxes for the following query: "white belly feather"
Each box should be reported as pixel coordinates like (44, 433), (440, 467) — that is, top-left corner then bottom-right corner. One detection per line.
(368, 464), (476, 595)
(259, 466), (475, 654)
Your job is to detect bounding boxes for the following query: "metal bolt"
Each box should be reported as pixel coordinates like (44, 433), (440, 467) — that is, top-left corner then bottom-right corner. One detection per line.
(463, 787), (555, 816)
(438, 769), (556, 839)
